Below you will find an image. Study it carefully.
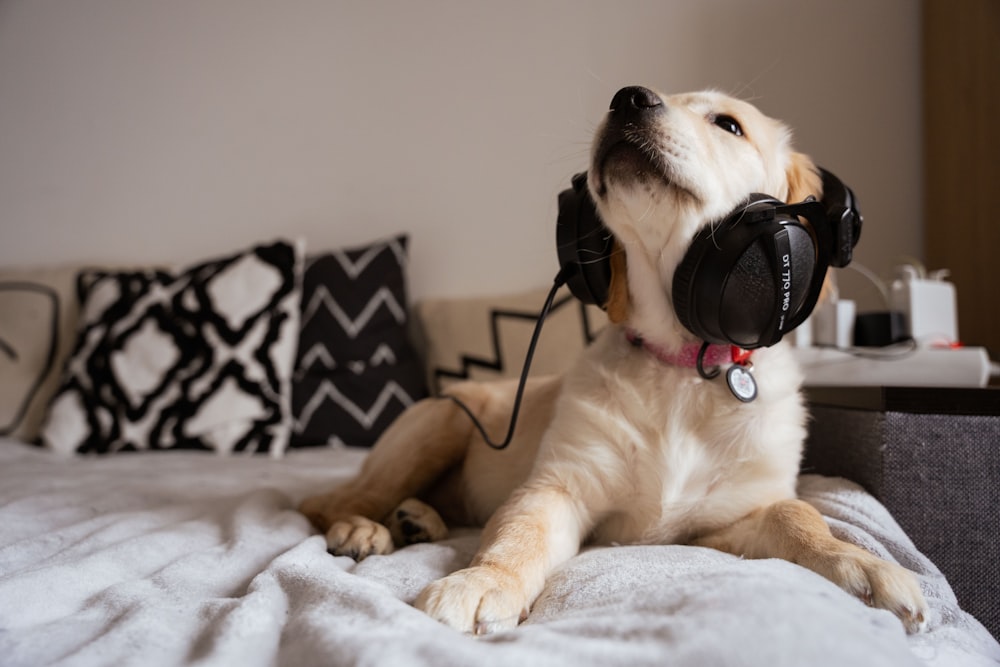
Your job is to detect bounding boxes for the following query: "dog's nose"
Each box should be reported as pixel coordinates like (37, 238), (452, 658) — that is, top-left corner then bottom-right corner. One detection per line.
(609, 86), (664, 119)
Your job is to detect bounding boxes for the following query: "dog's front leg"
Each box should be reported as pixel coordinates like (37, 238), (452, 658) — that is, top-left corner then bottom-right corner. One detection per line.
(415, 483), (589, 635)
(693, 498), (928, 633)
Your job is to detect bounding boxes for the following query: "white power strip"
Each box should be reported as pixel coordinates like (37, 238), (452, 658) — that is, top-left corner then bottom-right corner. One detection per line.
(787, 261), (993, 387)
(793, 346), (991, 388)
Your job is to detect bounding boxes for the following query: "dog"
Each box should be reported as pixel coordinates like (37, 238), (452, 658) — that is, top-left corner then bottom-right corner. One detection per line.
(299, 86), (929, 635)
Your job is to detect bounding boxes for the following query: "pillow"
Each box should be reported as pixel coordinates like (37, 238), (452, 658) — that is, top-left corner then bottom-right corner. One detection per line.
(415, 285), (607, 396)
(39, 240), (303, 456)
(0, 267), (80, 441)
(291, 235), (427, 448)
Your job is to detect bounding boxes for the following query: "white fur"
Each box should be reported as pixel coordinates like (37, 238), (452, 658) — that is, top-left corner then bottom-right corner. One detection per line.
(538, 331), (805, 547)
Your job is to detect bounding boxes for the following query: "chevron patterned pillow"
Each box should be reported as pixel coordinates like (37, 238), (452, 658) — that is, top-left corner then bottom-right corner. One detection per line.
(291, 235), (427, 448)
(38, 240), (303, 456)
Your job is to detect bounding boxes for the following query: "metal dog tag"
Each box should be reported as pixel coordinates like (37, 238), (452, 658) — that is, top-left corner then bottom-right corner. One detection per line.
(726, 365), (757, 403)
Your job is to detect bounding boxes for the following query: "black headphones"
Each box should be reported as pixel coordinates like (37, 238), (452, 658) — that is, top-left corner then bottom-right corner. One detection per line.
(446, 166), (861, 450)
(556, 168), (862, 349)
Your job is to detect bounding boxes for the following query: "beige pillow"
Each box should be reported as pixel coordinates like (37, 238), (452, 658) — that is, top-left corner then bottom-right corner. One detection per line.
(414, 285), (607, 395)
(0, 266), (81, 441)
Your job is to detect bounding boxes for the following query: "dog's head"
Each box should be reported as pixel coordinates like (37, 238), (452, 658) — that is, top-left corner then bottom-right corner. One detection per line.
(588, 87), (823, 336)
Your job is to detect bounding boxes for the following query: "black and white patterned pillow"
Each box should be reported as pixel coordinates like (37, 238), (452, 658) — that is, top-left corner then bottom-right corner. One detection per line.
(39, 240), (303, 456)
(291, 235), (427, 448)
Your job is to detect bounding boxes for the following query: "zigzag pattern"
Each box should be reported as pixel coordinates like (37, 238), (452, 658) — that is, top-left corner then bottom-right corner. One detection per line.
(291, 236), (427, 447)
(301, 284), (406, 339)
(294, 379), (415, 433)
(369, 343), (397, 366)
(434, 291), (600, 388)
(331, 237), (408, 279)
(296, 338), (399, 378)
(295, 343), (337, 380)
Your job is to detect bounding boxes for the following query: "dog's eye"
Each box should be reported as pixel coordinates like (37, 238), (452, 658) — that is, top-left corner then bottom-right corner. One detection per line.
(712, 114), (743, 137)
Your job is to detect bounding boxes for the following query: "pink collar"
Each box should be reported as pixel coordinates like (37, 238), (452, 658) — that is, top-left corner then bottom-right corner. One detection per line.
(625, 329), (750, 369)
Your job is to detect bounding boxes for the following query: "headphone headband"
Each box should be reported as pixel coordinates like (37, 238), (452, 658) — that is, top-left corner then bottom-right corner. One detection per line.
(819, 167), (862, 268)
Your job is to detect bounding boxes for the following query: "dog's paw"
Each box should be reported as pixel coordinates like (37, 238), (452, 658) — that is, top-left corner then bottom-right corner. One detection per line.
(822, 549), (929, 633)
(414, 566), (529, 635)
(387, 498), (448, 546)
(325, 515), (394, 561)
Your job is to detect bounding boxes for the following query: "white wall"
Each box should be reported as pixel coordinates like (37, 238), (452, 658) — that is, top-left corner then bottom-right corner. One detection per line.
(0, 0), (921, 304)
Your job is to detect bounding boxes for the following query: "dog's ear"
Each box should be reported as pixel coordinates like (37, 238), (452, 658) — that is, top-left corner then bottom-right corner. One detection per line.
(785, 151), (822, 204)
(605, 241), (629, 324)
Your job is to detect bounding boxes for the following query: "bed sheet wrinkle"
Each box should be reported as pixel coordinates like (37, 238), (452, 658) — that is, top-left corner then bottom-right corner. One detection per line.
(73, 537), (325, 667)
(10, 501), (208, 569)
(184, 569), (289, 666)
(527, 549), (922, 667)
(349, 534), (481, 602)
(0, 488), (307, 628)
(268, 539), (443, 666)
(0, 490), (107, 546)
(1, 607), (148, 667)
(0, 515), (208, 628)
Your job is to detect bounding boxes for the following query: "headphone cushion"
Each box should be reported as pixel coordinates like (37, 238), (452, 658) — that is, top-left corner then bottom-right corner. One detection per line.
(671, 233), (707, 340)
(556, 177), (613, 307)
(672, 196), (787, 347)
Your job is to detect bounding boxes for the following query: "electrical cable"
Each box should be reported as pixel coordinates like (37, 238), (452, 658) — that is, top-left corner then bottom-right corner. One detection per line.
(842, 261), (890, 306)
(442, 268), (570, 450)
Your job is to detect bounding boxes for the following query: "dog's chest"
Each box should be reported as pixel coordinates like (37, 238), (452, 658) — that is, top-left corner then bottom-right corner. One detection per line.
(589, 362), (775, 543)
(591, 410), (748, 545)
(558, 330), (803, 546)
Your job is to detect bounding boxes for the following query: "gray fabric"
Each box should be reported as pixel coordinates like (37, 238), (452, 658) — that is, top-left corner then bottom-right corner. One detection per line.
(804, 407), (1000, 640)
(804, 406), (886, 494)
(882, 413), (1000, 643)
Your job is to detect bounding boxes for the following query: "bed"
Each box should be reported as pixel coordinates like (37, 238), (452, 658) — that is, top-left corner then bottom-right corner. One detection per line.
(1, 237), (998, 666)
(2, 442), (999, 667)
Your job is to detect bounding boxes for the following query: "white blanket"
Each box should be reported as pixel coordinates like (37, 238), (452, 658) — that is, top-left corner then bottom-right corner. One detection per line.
(0, 440), (997, 667)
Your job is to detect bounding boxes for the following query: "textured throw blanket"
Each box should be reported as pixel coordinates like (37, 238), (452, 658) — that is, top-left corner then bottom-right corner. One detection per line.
(0, 440), (997, 667)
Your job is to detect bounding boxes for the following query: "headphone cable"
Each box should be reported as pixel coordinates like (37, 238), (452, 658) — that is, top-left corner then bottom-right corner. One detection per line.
(442, 267), (571, 450)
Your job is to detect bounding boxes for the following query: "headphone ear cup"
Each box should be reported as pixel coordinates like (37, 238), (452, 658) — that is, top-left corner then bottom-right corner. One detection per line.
(556, 172), (614, 308)
(671, 228), (709, 341)
(672, 195), (797, 348)
(819, 168), (862, 267)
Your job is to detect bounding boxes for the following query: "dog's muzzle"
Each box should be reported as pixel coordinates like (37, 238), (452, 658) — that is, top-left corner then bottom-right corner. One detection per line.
(594, 86), (669, 195)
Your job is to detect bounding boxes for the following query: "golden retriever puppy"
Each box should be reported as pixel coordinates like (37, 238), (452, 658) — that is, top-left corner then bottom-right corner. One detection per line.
(299, 87), (928, 635)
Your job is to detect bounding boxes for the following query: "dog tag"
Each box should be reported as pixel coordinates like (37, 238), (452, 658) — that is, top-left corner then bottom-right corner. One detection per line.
(726, 365), (757, 403)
